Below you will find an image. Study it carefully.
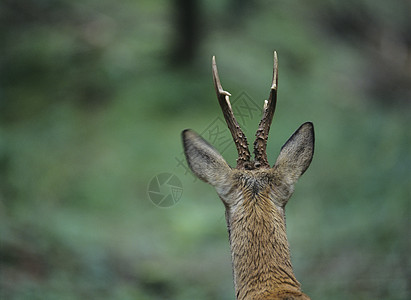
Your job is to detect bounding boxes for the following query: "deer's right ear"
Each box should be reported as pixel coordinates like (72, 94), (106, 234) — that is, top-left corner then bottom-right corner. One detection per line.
(182, 129), (231, 186)
(273, 122), (314, 185)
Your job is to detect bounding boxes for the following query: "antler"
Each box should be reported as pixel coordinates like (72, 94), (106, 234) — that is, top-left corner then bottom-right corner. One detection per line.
(253, 51), (278, 168)
(212, 56), (251, 169)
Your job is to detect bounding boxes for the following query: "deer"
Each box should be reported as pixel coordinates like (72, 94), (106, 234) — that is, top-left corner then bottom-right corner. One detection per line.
(182, 52), (314, 300)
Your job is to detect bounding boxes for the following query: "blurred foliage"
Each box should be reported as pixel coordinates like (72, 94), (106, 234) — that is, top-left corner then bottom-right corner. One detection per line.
(0, 0), (410, 299)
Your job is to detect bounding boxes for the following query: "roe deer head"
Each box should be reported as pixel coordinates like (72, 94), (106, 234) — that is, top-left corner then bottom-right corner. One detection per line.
(182, 52), (314, 300)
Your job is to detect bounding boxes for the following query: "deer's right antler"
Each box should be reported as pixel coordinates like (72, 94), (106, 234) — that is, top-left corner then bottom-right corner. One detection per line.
(253, 51), (278, 168)
(212, 56), (251, 169)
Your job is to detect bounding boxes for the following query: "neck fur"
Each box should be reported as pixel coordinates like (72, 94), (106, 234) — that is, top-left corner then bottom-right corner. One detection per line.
(225, 192), (304, 300)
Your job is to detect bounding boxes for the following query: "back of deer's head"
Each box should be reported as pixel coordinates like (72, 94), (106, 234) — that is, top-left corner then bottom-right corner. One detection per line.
(182, 52), (314, 212)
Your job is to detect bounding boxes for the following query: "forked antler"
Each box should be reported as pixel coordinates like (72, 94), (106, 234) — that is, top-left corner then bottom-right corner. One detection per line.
(212, 56), (251, 169)
(254, 51), (278, 168)
(212, 52), (278, 169)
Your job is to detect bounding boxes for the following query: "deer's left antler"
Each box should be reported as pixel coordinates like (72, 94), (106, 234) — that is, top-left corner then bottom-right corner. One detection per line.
(212, 56), (251, 169)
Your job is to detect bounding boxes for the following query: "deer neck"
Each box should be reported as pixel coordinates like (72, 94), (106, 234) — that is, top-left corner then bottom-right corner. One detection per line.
(225, 192), (303, 300)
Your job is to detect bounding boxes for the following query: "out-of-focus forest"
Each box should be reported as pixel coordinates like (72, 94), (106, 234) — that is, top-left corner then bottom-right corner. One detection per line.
(1, 0), (410, 299)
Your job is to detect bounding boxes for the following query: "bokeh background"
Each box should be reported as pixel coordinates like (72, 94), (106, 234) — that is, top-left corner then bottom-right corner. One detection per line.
(1, 0), (410, 299)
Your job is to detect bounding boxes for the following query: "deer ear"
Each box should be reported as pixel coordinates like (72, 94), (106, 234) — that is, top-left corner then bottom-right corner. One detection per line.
(273, 122), (314, 185)
(182, 129), (231, 187)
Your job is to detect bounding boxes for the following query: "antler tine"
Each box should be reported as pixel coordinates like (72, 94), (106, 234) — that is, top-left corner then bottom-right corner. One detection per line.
(253, 51), (278, 168)
(212, 56), (251, 169)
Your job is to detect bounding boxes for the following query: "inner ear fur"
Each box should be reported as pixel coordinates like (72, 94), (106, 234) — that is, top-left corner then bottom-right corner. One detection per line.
(273, 122), (314, 185)
(182, 129), (232, 187)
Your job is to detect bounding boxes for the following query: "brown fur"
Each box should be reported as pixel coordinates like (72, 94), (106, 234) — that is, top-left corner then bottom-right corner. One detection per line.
(226, 170), (311, 300)
(182, 54), (314, 299)
(182, 123), (314, 300)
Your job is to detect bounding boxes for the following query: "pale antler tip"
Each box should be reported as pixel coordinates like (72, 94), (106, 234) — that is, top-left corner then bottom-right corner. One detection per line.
(212, 55), (231, 96)
(212, 56), (218, 74)
(272, 51), (278, 90)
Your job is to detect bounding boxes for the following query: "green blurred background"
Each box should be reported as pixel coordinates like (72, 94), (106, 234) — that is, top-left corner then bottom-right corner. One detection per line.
(1, 0), (410, 299)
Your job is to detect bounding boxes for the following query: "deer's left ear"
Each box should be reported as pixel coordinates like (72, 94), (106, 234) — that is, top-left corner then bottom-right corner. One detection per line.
(273, 122), (314, 185)
(182, 129), (232, 187)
